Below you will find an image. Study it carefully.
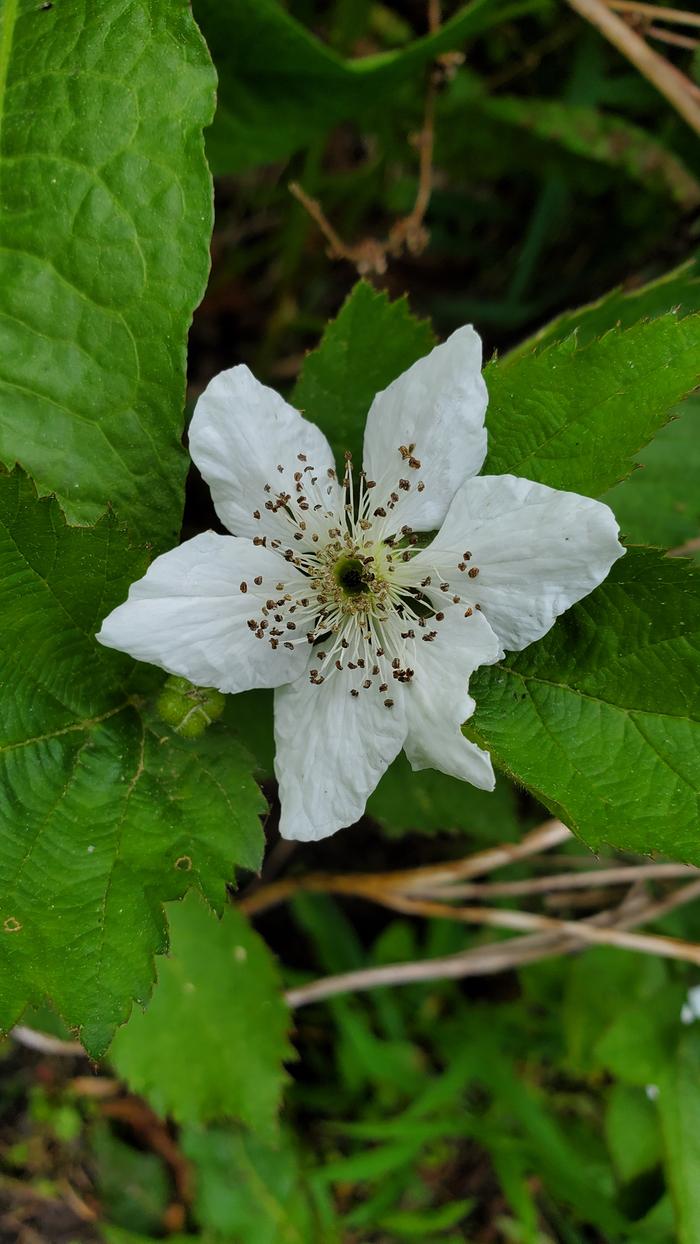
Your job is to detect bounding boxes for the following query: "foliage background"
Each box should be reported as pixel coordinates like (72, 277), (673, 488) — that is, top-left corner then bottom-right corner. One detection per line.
(0, 0), (699, 1240)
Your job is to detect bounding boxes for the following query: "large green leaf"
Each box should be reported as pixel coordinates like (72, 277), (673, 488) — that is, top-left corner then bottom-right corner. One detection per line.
(0, 471), (265, 1056)
(485, 314), (700, 497)
(604, 396), (700, 552)
(195, 0), (547, 174)
(110, 893), (292, 1139)
(293, 280), (435, 467)
(468, 550), (700, 862)
(0, 0), (215, 547)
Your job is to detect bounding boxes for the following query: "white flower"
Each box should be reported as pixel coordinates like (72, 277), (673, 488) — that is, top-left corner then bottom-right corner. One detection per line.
(97, 327), (624, 842)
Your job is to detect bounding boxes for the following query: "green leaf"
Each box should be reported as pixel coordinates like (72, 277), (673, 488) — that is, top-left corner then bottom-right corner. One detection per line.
(195, 0), (548, 173)
(509, 254), (700, 358)
(182, 1124), (325, 1244)
(91, 1122), (171, 1236)
(110, 893), (292, 1138)
(292, 280), (435, 468)
(468, 550), (700, 862)
(367, 751), (520, 840)
(481, 98), (700, 209)
(485, 314), (700, 497)
(657, 1030), (700, 1244)
(0, 0), (215, 548)
(0, 470), (265, 1056)
(595, 986), (685, 1086)
(605, 1085), (662, 1184)
(604, 396), (700, 553)
(562, 949), (667, 1077)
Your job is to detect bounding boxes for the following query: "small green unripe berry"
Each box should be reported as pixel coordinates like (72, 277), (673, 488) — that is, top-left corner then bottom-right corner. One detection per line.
(156, 676), (225, 739)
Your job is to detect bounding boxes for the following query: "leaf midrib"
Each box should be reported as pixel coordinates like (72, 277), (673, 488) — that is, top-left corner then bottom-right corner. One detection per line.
(0, 0), (18, 186)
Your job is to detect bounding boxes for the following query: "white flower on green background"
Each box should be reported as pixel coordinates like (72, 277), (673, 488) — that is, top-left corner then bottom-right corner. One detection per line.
(97, 328), (624, 841)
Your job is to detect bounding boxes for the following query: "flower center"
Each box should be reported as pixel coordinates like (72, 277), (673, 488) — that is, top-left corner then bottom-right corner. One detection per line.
(334, 555), (370, 598)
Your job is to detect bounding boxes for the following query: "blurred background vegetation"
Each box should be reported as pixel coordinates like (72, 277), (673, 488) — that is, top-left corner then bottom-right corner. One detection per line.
(2, 0), (700, 1240)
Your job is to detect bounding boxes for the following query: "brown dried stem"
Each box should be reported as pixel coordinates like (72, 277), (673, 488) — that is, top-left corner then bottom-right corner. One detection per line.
(566, 0), (700, 132)
(290, 0), (443, 275)
(606, 0), (700, 28)
(239, 819), (572, 916)
(286, 878), (700, 1008)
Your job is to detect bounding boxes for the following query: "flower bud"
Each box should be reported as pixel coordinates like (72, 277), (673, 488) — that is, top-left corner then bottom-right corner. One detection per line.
(156, 675), (225, 739)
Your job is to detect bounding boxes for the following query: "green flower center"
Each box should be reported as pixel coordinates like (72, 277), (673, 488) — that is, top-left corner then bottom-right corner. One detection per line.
(334, 555), (371, 597)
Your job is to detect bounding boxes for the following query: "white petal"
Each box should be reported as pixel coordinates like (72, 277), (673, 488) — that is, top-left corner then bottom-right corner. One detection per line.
(404, 606), (501, 788)
(188, 365), (341, 542)
(274, 670), (407, 842)
(362, 326), (487, 533)
(97, 532), (312, 692)
(427, 474), (625, 652)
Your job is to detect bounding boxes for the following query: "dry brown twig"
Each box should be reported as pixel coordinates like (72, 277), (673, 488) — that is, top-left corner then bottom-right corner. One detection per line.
(566, 0), (700, 132)
(606, 1), (700, 29)
(285, 876), (700, 1008)
(239, 818), (700, 1009)
(289, 0), (448, 276)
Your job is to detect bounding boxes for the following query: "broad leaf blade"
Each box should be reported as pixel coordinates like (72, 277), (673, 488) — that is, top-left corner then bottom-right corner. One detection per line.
(604, 396), (700, 552)
(0, 471), (265, 1056)
(468, 550), (700, 861)
(485, 315), (700, 497)
(0, 0), (215, 547)
(110, 893), (292, 1139)
(293, 280), (435, 467)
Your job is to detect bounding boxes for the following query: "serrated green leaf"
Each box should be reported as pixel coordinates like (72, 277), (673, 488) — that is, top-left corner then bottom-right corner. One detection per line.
(368, 751), (519, 840)
(0, 0), (215, 547)
(0, 471), (265, 1056)
(110, 893), (292, 1139)
(195, 0), (548, 174)
(510, 254), (700, 358)
(485, 315), (700, 497)
(468, 550), (700, 862)
(292, 280), (435, 467)
(604, 396), (700, 552)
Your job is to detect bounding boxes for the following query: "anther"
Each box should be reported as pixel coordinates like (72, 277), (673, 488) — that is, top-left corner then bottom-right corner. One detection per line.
(254, 576), (263, 586)
(240, 581), (248, 593)
(468, 567), (480, 578)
